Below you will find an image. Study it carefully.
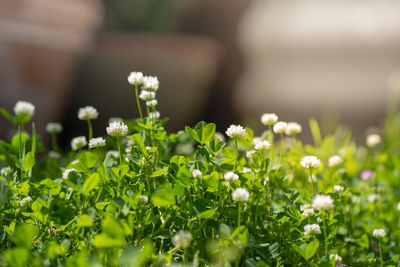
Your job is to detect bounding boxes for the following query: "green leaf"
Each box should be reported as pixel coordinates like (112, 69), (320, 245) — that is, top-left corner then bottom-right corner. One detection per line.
(12, 224), (38, 248)
(77, 152), (98, 169)
(23, 152), (35, 172)
(304, 240), (319, 260)
(201, 123), (216, 144)
(5, 247), (29, 267)
(0, 107), (13, 122)
(292, 244), (306, 259)
(185, 126), (201, 144)
(102, 217), (125, 239)
(93, 235), (126, 248)
(82, 173), (100, 195)
(0, 178), (9, 207)
(152, 185), (175, 207)
(198, 209), (215, 219)
(76, 214), (93, 228)
(309, 118), (322, 146)
(150, 167), (169, 178)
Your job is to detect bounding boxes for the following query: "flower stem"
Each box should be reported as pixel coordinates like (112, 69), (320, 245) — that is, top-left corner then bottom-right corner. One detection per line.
(233, 139), (238, 171)
(116, 136), (122, 164)
(379, 238), (383, 267)
(310, 168), (315, 195)
(323, 212), (328, 256)
(238, 202), (241, 227)
(135, 85), (143, 119)
(51, 133), (58, 152)
(87, 119), (93, 141)
(278, 133), (284, 166)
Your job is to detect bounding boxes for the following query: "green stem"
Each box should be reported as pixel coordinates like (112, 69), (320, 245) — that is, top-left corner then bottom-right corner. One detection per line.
(234, 139), (238, 171)
(310, 168), (315, 196)
(87, 119), (93, 141)
(135, 85), (143, 119)
(238, 202), (241, 227)
(323, 212), (328, 256)
(278, 132), (284, 166)
(379, 238), (383, 267)
(51, 133), (58, 152)
(18, 125), (22, 160)
(116, 136), (122, 164)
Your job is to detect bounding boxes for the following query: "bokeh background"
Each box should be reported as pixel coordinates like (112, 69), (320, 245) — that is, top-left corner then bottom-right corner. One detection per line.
(1, 0), (400, 147)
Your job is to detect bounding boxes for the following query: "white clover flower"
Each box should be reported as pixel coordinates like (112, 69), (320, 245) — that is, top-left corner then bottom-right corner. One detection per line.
(14, 101), (35, 117)
(332, 185), (344, 193)
(127, 71), (144, 85)
(308, 174), (318, 183)
(46, 122), (63, 134)
(71, 136), (87, 151)
(304, 224), (321, 236)
(143, 76), (159, 92)
(107, 150), (120, 158)
(338, 228), (348, 235)
(368, 193), (379, 203)
(263, 176), (270, 186)
(146, 99), (158, 107)
(62, 168), (79, 179)
(366, 134), (382, 147)
(89, 137), (106, 149)
(215, 132), (226, 142)
(300, 156), (321, 169)
(316, 217), (323, 223)
(232, 188), (250, 202)
(261, 113), (278, 125)
(242, 167), (251, 173)
(192, 169), (202, 178)
(20, 196), (32, 206)
(300, 204), (314, 217)
(273, 121), (287, 134)
(108, 117), (123, 124)
(329, 254), (342, 263)
(373, 228), (386, 238)
(139, 195), (149, 203)
(225, 124), (247, 138)
(172, 230), (192, 249)
(1, 167), (12, 177)
(224, 172), (239, 182)
(397, 202), (400, 211)
(285, 122), (302, 136)
(328, 155), (343, 167)
(139, 90), (156, 101)
(106, 121), (128, 136)
(312, 195), (335, 210)
(252, 137), (262, 145)
(255, 140), (271, 151)
(246, 150), (256, 159)
(78, 106), (98, 120)
(148, 111), (160, 119)
(48, 151), (61, 159)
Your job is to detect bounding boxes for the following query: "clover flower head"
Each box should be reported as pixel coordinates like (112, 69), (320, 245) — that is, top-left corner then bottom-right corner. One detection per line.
(146, 99), (158, 107)
(368, 193), (379, 203)
(20, 196), (33, 206)
(285, 122), (302, 136)
(366, 134), (381, 147)
(273, 121), (287, 134)
(172, 230), (192, 249)
(373, 228), (386, 238)
(215, 132), (226, 142)
(242, 167), (251, 173)
(300, 156), (321, 169)
(192, 169), (202, 178)
(397, 202), (400, 211)
(139, 195), (149, 203)
(107, 150), (120, 158)
(224, 172), (239, 182)
(89, 137), (106, 149)
(261, 113), (278, 125)
(127, 71), (144, 85)
(71, 136), (87, 151)
(329, 254), (342, 263)
(304, 224), (321, 236)
(46, 122), (63, 134)
(1, 167), (12, 177)
(143, 76), (159, 91)
(78, 106), (98, 120)
(106, 121), (128, 136)
(300, 204), (314, 217)
(328, 155), (343, 167)
(226, 124), (247, 138)
(332, 185), (344, 193)
(139, 90), (156, 101)
(255, 140), (271, 151)
(246, 150), (256, 159)
(148, 111), (160, 119)
(361, 170), (373, 180)
(312, 194), (334, 210)
(62, 168), (79, 179)
(252, 137), (262, 145)
(14, 101), (35, 117)
(232, 187), (250, 202)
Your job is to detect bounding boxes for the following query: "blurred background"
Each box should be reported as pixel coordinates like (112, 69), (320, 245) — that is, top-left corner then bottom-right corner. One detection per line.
(1, 0), (400, 147)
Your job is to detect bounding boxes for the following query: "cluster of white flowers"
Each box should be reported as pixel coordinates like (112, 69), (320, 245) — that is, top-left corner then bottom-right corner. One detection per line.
(285, 122), (302, 136)
(241, 167), (251, 173)
(148, 111), (160, 119)
(332, 185), (344, 193)
(143, 76), (159, 92)
(312, 195), (335, 210)
(246, 150), (256, 159)
(303, 224), (321, 236)
(20, 196), (33, 206)
(172, 230), (192, 249)
(224, 172), (239, 182)
(192, 169), (202, 178)
(373, 228), (386, 238)
(232, 188), (250, 202)
(78, 106), (98, 120)
(300, 156), (321, 169)
(71, 136), (87, 150)
(139, 195), (149, 203)
(107, 150), (120, 158)
(255, 140), (271, 151)
(366, 134), (381, 147)
(107, 121), (128, 136)
(328, 155), (343, 167)
(146, 99), (158, 107)
(329, 254), (342, 263)
(46, 122), (63, 134)
(127, 71), (144, 86)
(261, 113), (278, 125)
(273, 121), (287, 134)
(300, 204), (314, 217)
(368, 193), (379, 203)
(139, 90), (156, 101)
(89, 137), (106, 149)
(62, 168), (79, 179)
(1, 166), (12, 177)
(226, 125), (247, 138)
(14, 101), (35, 117)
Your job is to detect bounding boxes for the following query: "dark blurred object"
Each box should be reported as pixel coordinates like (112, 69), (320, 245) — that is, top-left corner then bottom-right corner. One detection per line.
(0, 0), (103, 140)
(63, 33), (221, 140)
